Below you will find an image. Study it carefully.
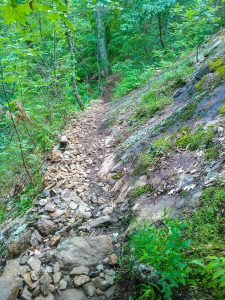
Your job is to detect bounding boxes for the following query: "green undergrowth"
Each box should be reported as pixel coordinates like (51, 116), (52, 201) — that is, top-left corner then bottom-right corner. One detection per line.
(133, 125), (218, 177)
(0, 204), (7, 223)
(127, 62), (193, 126)
(130, 91), (172, 124)
(176, 125), (215, 150)
(120, 185), (225, 299)
(113, 55), (193, 100)
(128, 184), (153, 198)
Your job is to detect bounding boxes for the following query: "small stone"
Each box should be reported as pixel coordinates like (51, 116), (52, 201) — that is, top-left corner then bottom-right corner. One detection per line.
(39, 199), (48, 206)
(96, 264), (104, 272)
(30, 271), (38, 281)
(39, 272), (50, 296)
(74, 275), (90, 287)
(59, 279), (67, 290)
(108, 253), (118, 266)
(53, 262), (60, 273)
(70, 266), (89, 276)
(27, 257), (41, 271)
(83, 281), (96, 297)
(53, 272), (62, 284)
(69, 201), (78, 210)
(50, 210), (65, 219)
(21, 286), (33, 300)
(45, 203), (56, 212)
(50, 235), (60, 247)
(46, 266), (53, 273)
(33, 230), (43, 242)
(92, 277), (110, 291)
(54, 289), (87, 300)
(104, 286), (116, 298)
(104, 269), (116, 285)
(34, 292), (55, 300)
(37, 219), (56, 236)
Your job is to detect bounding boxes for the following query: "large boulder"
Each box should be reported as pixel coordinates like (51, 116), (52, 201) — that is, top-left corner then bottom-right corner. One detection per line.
(56, 235), (112, 271)
(0, 278), (20, 300)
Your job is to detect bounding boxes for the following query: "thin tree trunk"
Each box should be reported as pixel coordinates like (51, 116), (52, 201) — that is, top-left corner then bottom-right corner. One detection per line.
(64, 0), (84, 110)
(0, 62), (33, 185)
(65, 28), (85, 110)
(96, 3), (110, 77)
(158, 13), (165, 49)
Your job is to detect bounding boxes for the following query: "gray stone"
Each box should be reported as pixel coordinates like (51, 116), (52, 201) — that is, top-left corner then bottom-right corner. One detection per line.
(92, 277), (110, 291)
(104, 286), (116, 298)
(55, 289), (87, 300)
(69, 202), (78, 210)
(104, 269), (116, 285)
(39, 272), (50, 295)
(34, 293), (55, 300)
(39, 199), (48, 206)
(80, 216), (111, 230)
(27, 257), (41, 271)
(45, 203), (56, 212)
(83, 281), (96, 297)
(56, 235), (112, 271)
(53, 272), (62, 284)
(70, 266), (89, 276)
(37, 219), (56, 236)
(74, 275), (90, 287)
(21, 286), (32, 300)
(0, 278), (19, 300)
(59, 279), (67, 290)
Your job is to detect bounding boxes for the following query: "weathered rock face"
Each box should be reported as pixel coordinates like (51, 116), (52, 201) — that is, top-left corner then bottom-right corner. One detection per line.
(54, 289), (87, 300)
(0, 278), (20, 300)
(56, 235), (113, 271)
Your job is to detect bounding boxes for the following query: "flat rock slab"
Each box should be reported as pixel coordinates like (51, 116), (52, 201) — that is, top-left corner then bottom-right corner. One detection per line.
(79, 215), (111, 230)
(55, 289), (87, 300)
(56, 235), (112, 271)
(0, 278), (19, 300)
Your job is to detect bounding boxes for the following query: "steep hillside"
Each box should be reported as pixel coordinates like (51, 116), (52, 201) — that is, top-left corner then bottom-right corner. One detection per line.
(0, 31), (224, 300)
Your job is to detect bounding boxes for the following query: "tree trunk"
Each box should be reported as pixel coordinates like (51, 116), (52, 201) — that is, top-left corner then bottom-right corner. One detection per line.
(158, 13), (165, 49)
(96, 3), (110, 77)
(64, 0), (85, 110)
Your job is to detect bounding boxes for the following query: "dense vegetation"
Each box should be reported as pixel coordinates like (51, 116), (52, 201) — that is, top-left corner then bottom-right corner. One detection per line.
(0, 1), (225, 299)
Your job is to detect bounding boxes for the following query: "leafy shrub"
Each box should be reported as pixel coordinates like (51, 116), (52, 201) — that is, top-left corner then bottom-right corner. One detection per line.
(127, 217), (190, 300)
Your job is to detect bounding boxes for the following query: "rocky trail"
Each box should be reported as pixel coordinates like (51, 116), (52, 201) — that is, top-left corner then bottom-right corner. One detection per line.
(0, 99), (123, 300)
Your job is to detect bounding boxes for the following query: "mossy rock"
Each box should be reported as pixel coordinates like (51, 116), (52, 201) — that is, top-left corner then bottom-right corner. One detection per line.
(195, 75), (208, 91)
(219, 104), (225, 116)
(208, 58), (224, 71)
(111, 172), (124, 180)
(128, 184), (153, 198)
(215, 65), (225, 78)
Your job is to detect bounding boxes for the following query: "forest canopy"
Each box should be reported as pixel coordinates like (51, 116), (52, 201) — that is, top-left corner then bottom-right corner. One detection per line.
(0, 0), (224, 205)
